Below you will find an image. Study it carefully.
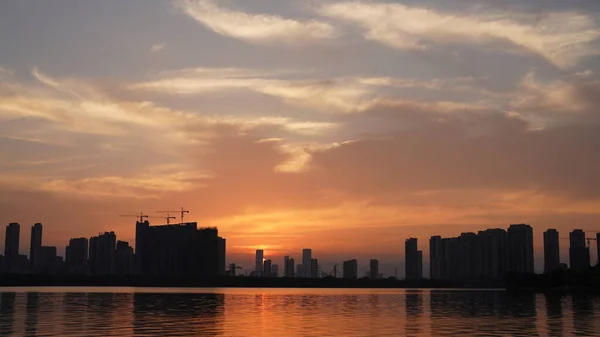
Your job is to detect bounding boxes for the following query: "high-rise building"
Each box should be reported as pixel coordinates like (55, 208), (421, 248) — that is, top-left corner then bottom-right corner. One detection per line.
(30, 223), (43, 270)
(343, 259), (358, 279)
(507, 224), (534, 273)
(39, 246), (58, 273)
(478, 228), (507, 280)
(597, 232), (600, 266)
(543, 229), (560, 273)
(263, 259), (272, 277)
(458, 232), (480, 280)
(369, 259), (379, 280)
(405, 238), (420, 280)
(4, 223), (20, 272)
(217, 237), (226, 276)
(272, 264), (279, 277)
(134, 220), (150, 275)
(311, 258), (319, 278)
(115, 241), (134, 275)
(66, 237), (88, 274)
(284, 256), (295, 277)
(302, 249), (312, 278)
(136, 222), (224, 277)
(255, 249), (264, 276)
(89, 232), (116, 275)
(569, 229), (590, 270)
(417, 251), (423, 279)
(429, 236), (443, 279)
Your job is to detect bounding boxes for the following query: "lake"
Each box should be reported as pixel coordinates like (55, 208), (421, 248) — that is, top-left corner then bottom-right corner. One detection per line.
(0, 287), (597, 336)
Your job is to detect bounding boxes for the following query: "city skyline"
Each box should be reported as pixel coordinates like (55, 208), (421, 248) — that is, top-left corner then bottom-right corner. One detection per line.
(3, 219), (598, 279)
(1, 1), (600, 269)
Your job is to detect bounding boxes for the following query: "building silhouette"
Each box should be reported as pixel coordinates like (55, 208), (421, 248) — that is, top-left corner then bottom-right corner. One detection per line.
(543, 229), (560, 273)
(301, 249), (312, 278)
(263, 259), (272, 277)
(311, 258), (319, 278)
(135, 221), (224, 277)
(507, 224), (534, 273)
(569, 229), (590, 270)
(217, 237), (226, 276)
(89, 232), (116, 275)
(369, 259), (379, 279)
(478, 228), (507, 280)
(65, 238), (88, 274)
(283, 256), (294, 277)
(272, 264), (279, 277)
(4, 223), (20, 273)
(30, 223), (42, 271)
(429, 236), (443, 279)
(597, 233), (600, 266)
(405, 238), (422, 280)
(255, 249), (264, 276)
(115, 241), (134, 275)
(39, 246), (58, 273)
(343, 259), (358, 279)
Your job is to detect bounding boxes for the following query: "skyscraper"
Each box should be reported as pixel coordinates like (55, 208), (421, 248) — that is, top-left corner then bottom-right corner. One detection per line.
(478, 228), (507, 280)
(405, 238), (420, 280)
(343, 259), (358, 279)
(255, 249), (264, 276)
(311, 258), (319, 278)
(569, 229), (590, 270)
(369, 259), (379, 279)
(66, 237), (88, 274)
(543, 229), (560, 273)
(507, 224), (534, 273)
(302, 248), (312, 278)
(4, 223), (20, 272)
(217, 237), (226, 275)
(30, 223), (42, 270)
(89, 231), (116, 275)
(135, 222), (224, 277)
(134, 220), (150, 275)
(597, 232), (600, 266)
(115, 241), (134, 275)
(263, 259), (272, 277)
(284, 256), (295, 277)
(429, 236), (443, 279)
(272, 264), (279, 277)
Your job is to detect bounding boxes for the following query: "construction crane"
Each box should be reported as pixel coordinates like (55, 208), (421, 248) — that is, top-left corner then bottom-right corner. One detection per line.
(228, 263), (243, 277)
(157, 207), (190, 224)
(119, 212), (149, 222)
(156, 213), (176, 225)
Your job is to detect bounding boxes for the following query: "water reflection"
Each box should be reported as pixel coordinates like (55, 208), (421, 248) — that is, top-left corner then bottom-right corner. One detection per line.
(0, 288), (597, 336)
(133, 292), (224, 336)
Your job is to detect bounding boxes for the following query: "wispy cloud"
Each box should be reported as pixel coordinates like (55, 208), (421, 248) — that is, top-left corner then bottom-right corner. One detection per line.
(151, 43), (166, 52)
(319, 2), (600, 68)
(129, 67), (489, 113)
(177, 0), (338, 44)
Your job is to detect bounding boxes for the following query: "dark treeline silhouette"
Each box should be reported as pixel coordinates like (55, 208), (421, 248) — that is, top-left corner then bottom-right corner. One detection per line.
(506, 264), (600, 291)
(0, 274), (464, 288)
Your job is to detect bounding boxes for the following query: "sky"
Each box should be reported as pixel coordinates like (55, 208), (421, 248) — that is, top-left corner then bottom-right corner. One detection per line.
(1, 0), (600, 276)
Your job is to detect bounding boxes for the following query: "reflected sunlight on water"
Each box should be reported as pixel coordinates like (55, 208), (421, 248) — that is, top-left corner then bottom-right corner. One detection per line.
(0, 287), (598, 336)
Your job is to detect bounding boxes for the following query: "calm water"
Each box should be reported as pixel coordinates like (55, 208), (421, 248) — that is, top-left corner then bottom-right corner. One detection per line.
(0, 287), (598, 336)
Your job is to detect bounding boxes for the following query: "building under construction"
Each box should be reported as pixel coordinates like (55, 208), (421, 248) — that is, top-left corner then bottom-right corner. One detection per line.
(135, 221), (226, 278)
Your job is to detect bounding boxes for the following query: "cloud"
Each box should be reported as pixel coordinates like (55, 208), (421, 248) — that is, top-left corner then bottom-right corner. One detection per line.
(129, 67), (488, 113)
(319, 2), (600, 68)
(177, 0), (338, 44)
(151, 43), (166, 52)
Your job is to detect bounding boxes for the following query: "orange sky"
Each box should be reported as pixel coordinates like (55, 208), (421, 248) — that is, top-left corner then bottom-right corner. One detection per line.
(1, 0), (600, 275)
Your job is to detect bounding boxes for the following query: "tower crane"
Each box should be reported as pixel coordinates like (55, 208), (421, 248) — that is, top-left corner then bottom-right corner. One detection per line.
(119, 212), (149, 222)
(157, 207), (190, 224)
(228, 263), (243, 277)
(156, 213), (176, 225)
